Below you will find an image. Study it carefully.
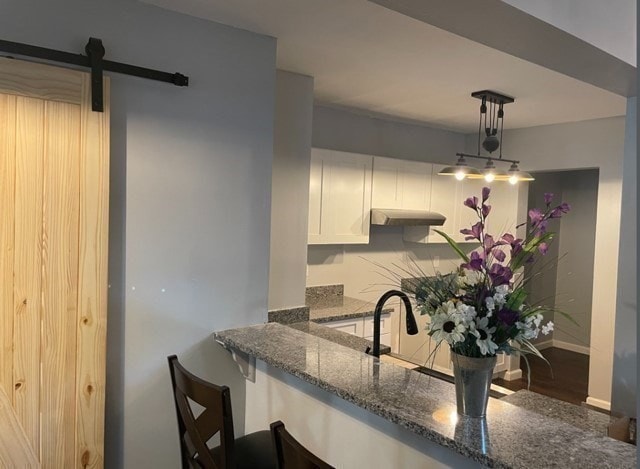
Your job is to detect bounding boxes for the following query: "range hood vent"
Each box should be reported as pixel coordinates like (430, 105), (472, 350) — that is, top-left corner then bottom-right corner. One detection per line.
(370, 209), (446, 226)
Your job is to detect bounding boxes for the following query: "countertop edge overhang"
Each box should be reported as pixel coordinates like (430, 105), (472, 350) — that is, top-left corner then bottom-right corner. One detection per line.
(213, 323), (636, 469)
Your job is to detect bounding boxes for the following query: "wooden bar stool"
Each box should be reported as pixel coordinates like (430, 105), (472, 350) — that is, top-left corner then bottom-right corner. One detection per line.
(167, 355), (276, 469)
(270, 421), (334, 469)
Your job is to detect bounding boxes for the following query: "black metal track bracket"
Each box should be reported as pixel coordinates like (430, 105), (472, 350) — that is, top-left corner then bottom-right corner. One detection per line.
(0, 37), (189, 112)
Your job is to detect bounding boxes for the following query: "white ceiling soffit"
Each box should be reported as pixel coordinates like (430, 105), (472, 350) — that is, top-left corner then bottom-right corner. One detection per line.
(371, 0), (637, 97)
(501, 0), (636, 67)
(142, 0), (627, 132)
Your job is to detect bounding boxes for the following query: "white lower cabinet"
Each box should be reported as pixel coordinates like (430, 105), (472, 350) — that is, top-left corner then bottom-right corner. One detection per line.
(323, 314), (392, 346)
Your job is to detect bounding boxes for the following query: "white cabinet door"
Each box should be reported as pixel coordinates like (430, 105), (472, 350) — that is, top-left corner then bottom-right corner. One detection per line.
(372, 156), (403, 209)
(363, 313), (391, 337)
(372, 157), (432, 210)
(397, 302), (452, 372)
(484, 183), (520, 237)
(308, 149), (373, 245)
(401, 159), (432, 210)
(404, 164), (461, 244)
(307, 149), (329, 244)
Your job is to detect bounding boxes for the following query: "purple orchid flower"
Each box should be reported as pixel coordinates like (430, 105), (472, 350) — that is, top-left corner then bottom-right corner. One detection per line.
(512, 242), (523, 256)
(464, 196), (479, 210)
(528, 208), (544, 225)
(460, 221), (483, 241)
(502, 233), (515, 244)
(462, 251), (484, 271)
(482, 187), (491, 202)
(535, 220), (548, 236)
(502, 233), (523, 256)
(538, 242), (549, 255)
(488, 264), (513, 286)
(544, 193), (554, 206)
(484, 234), (495, 252)
(482, 204), (491, 218)
(497, 307), (519, 326)
(550, 202), (571, 218)
(493, 249), (506, 262)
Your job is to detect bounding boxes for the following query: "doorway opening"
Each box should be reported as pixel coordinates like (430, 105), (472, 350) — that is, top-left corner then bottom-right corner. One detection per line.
(494, 169), (599, 406)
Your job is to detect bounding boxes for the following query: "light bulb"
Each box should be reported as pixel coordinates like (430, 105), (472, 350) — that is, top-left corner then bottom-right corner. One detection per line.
(484, 172), (495, 183)
(509, 175), (518, 185)
(455, 171), (466, 181)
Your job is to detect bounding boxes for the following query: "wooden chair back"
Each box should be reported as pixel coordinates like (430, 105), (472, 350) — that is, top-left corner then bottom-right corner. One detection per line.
(270, 421), (334, 469)
(167, 355), (236, 469)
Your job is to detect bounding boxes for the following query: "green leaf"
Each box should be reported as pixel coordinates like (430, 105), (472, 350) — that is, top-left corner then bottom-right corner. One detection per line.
(433, 229), (469, 262)
(511, 232), (555, 271)
(506, 287), (527, 310)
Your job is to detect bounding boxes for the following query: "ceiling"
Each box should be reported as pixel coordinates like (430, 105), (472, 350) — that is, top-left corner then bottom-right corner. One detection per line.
(143, 0), (627, 132)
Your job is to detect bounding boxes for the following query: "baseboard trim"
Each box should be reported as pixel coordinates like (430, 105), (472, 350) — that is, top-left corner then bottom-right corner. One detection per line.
(502, 368), (523, 381)
(552, 339), (590, 356)
(586, 396), (611, 411)
(534, 340), (553, 351)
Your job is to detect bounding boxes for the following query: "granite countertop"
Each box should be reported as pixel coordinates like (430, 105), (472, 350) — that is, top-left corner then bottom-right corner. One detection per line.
(501, 390), (612, 436)
(214, 323), (636, 469)
(308, 295), (393, 323)
(287, 321), (391, 355)
(306, 284), (393, 323)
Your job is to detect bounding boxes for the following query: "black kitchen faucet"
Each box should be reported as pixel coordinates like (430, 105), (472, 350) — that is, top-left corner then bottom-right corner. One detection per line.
(368, 290), (419, 357)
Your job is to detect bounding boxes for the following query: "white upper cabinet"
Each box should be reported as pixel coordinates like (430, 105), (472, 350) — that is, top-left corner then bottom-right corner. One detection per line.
(404, 165), (520, 245)
(483, 183), (520, 237)
(372, 157), (432, 210)
(308, 148), (373, 245)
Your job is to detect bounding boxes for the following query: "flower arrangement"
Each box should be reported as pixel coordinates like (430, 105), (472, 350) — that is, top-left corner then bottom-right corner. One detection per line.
(412, 187), (571, 364)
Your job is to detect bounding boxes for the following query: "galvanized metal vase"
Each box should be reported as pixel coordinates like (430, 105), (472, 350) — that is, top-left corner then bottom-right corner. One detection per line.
(451, 352), (497, 418)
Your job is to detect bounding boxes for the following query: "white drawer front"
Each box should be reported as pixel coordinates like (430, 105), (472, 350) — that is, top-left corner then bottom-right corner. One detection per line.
(323, 317), (363, 337)
(363, 313), (391, 337)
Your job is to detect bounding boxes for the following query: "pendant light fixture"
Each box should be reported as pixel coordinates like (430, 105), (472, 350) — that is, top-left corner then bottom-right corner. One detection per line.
(438, 90), (534, 183)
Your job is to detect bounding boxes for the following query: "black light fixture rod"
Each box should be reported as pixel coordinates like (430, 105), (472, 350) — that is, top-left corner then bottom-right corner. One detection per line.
(0, 38), (189, 111)
(456, 152), (519, 165)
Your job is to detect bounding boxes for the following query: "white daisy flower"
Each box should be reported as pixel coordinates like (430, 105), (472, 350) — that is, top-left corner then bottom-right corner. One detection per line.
(430, 313), (467, 345)
(493, 293), (506, 307)
(463, 270), (481, 286)
(472, 317), (498, 356)
(485, 297), (496, 317)
(535, 314), (544, 327)
(541, 321), (554, 335)
(454, 302), (477, 324)
(517, 320), (540, 340)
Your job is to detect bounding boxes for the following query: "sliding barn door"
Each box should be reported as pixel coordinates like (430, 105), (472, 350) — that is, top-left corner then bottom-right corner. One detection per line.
(0, 57), (109, 468)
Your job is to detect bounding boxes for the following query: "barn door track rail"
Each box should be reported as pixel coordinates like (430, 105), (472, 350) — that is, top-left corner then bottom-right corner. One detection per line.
(0, 37), (189, 111)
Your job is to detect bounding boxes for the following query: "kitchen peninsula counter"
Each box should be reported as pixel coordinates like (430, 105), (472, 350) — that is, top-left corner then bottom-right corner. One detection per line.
(214, 323), (636, 469)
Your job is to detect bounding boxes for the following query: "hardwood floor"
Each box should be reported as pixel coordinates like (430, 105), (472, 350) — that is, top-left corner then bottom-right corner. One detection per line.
(493, 347), (589, 406)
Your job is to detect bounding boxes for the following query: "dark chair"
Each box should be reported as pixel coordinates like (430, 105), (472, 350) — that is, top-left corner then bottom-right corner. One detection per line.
(270, 421), (334, 469)
(167, 355), (276, 469)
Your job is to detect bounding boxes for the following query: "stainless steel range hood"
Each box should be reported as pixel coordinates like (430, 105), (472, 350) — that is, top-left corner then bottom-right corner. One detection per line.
(370, 209), (446, 226)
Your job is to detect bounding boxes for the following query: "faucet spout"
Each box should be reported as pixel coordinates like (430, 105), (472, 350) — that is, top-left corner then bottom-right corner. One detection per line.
(371, 290), (418, 358)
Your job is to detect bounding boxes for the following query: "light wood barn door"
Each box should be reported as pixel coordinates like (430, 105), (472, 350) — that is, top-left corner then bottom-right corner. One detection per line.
(0, 57), (109, 468)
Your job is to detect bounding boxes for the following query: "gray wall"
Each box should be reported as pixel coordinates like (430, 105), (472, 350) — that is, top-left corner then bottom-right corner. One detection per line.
(524, 173), (563, 343)
(0, 1), (276, 467)
(611, 97), (637, 417)
(312, 105), (465, 164)
(525, 170), (599, 350)
(269, 71), (314, 310)
(554, 170), (599, 348)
